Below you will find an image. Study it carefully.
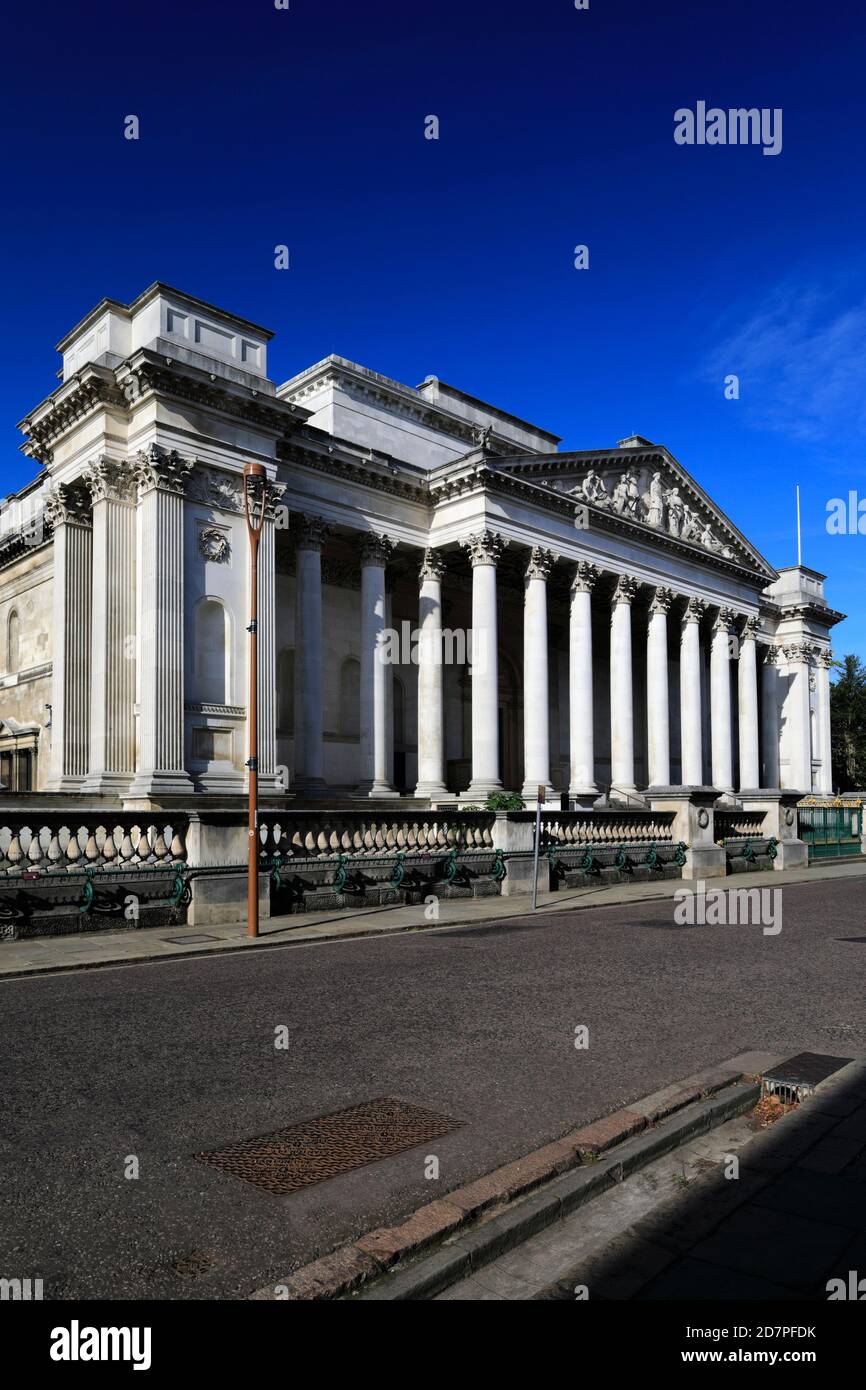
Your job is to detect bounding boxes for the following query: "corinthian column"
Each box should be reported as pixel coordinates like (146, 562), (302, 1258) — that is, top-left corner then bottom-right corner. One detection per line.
(461, 529), (508, 799)
(761, 645), (781, 788)
(415, 548), (449, 800)
(82, 458), (138, 796)
(522, 547), (555, 802)
(784, 642), (814, 792)
(738, 616), (761, 791)
(292, 513), (329, 796)
(710, 607), (735, 799)
(44, 483), (92, 790)
(569, 561), (599, 803)
(128, 448), (194, 801)
(680, 597), (706, 786)
(356, 532), (398, 797)
(609, 574), (638, 800)
(647, 586), (674, 787)
(816, 649), (834, 795)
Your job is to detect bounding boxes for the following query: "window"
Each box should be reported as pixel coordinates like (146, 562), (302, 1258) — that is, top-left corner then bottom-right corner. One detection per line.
(195, 599), (230, 704)
(7, 609), (19, 673)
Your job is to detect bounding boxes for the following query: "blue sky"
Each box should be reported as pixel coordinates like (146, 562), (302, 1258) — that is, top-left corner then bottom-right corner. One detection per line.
(3, 0), (865, 655)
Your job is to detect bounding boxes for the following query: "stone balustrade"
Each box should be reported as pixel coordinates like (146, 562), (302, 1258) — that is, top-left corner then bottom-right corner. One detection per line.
(536, 809), (677, 849)
(258, 810), (496, 859)
(0, 815), (187, 875)
(714, 808), (768, 840)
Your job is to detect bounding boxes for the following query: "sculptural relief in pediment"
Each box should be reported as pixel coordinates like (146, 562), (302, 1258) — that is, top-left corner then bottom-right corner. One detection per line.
(564, 463), (737, 560)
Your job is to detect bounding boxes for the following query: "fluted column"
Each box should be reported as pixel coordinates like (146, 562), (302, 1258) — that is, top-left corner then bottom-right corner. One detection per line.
(816, 649), (834, 794)
(292, 513), (329, 796)
(356, 532), (398, 797)
(738, 616), (761, 790)
(127, 449), (194, 800)
(521, 548), (555, 802)
(680, 597), (706, 785)
(784, 642), (814, 792)
(609, 575), (638, 799)
(44, 483), (92, 790)
(710, 607), (735, 799)
(415, 548), (449, 799)
(761, 645), (781, 787)
(82, 458), (138, 796)
(647, 586), (674, 787)
(462, 530), (508, 799)
(569, 561), (599, 802)
(257, 488), (282, 792)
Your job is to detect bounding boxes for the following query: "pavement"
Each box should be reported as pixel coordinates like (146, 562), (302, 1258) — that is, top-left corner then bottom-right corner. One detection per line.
(2, 867), (865, 1299)
(1, 855), (864, 979)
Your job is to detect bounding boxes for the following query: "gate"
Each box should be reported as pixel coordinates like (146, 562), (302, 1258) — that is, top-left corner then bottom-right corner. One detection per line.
(798, 803), (862, 860)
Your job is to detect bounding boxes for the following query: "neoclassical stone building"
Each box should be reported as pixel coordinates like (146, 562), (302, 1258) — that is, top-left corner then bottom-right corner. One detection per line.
(0, 282), (843, 808)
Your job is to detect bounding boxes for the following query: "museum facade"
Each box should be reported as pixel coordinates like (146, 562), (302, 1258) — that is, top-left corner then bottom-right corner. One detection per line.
(0, 282), (843, 808)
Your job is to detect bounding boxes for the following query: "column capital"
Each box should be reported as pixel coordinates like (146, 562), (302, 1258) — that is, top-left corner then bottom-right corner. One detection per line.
(816, 647), (834, 670)
(682, 596), (706, 626)
(712, 605), (736, 637)
(264, 480), (287, 523)
(43, 481), (91, 528)
(359, 532), (398, 567)
(419, 547), (446, 582)
(649, 584), (675, 615)
(570, 560), (600, 595)
(611, 574), (638, 607)
(130, 446), (194, 497)
(461, 529), (508, 567)
(525, 546), (555, 581)
(740, 614), (761, 641)
(763, 643), (781, 667)
(83, 456), (137, 505)
(783, 641), (815, 665)
(293, 512), (330, 552)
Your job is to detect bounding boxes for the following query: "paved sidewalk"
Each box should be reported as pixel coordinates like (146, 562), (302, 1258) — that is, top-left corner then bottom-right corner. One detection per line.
(2, 858), (864, 979)
(442, 1058), (866, 1301)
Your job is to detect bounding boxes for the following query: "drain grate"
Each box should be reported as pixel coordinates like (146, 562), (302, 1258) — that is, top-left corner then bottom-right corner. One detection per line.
(162, 933), (220, 944)
(196, 1097), (464, 1195)
(762, 1052), (853, 1105)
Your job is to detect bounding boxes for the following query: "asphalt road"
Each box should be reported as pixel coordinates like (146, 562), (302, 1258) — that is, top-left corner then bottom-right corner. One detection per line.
(1, 876), (864, 1299)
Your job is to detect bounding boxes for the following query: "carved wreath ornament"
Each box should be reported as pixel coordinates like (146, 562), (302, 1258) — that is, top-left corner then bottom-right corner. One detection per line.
(198, 527), (231, 563)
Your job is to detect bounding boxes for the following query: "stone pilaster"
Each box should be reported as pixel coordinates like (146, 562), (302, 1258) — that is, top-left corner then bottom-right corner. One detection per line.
(522, 547), (555, 802)
(44, 483), (92, 790)
(815, 648), (834, 795)
(783, 641), (814, 793)
(81, 458), (138, 796)
(569, 561), (599, 803)
(128, 448), (194, 801)
(461, 530), (508, 800)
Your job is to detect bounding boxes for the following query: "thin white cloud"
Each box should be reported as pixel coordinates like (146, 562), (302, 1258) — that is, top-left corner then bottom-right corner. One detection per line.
(704, 279), (866, 447)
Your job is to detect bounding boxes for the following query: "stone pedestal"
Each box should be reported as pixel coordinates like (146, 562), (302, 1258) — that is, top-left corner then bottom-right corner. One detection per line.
(739, 790), (808, 870)
(648, 786), (726, 879)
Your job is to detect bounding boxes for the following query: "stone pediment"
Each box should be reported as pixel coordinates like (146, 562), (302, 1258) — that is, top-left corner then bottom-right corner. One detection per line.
(494, 448), (774, 578)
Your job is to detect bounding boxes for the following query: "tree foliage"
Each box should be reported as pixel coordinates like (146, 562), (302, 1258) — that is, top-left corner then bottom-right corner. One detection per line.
(830, 654), (866, 792)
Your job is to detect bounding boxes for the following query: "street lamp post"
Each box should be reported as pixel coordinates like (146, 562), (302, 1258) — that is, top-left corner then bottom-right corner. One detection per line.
(243, 462), (267, 938)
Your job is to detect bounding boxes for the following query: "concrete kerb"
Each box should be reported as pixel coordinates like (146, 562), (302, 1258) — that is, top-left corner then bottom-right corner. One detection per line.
(250, 1057), (771, 1302)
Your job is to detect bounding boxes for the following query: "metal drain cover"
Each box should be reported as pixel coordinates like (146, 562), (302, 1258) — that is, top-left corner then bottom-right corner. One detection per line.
(163, 933), (220, 944)
(762, 1052), (853, 1103)
(196, 1097), (464, 1195)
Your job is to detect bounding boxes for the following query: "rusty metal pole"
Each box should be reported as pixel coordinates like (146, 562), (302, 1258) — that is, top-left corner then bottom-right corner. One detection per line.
(243, 462), (267, 939)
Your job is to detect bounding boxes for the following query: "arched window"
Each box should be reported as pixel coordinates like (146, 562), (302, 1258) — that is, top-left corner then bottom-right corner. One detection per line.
(339, 657), (360, 737)
(278, 648), (294, 734)
(195, 599), (230, 703)
(6, 610), (19, 673)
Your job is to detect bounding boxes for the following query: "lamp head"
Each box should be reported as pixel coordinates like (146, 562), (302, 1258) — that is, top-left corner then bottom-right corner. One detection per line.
(243, 461), (267, 535)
